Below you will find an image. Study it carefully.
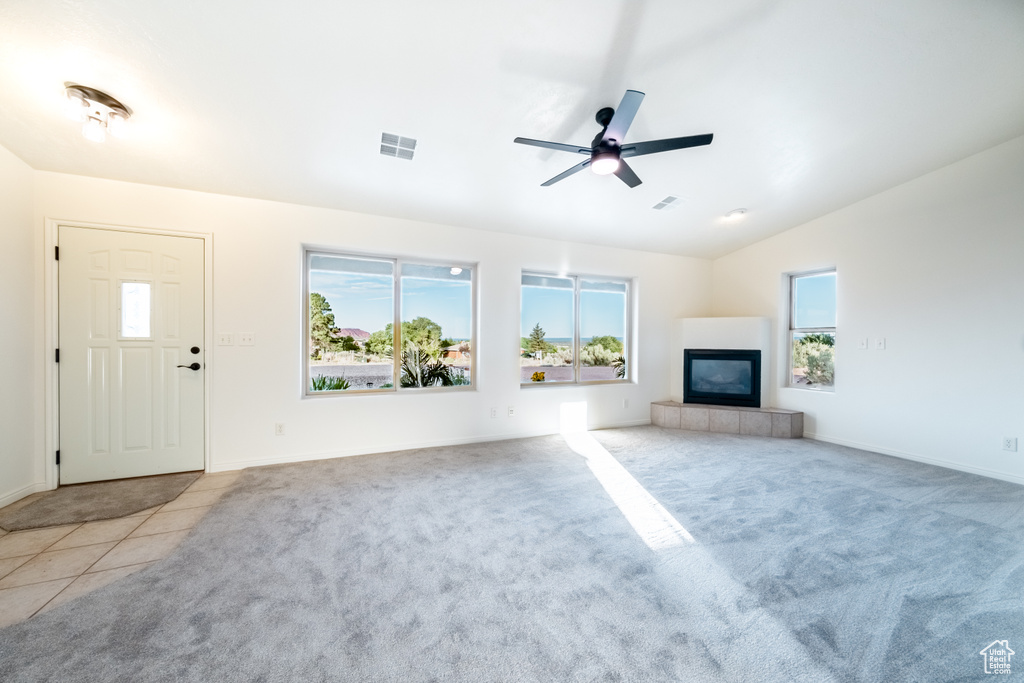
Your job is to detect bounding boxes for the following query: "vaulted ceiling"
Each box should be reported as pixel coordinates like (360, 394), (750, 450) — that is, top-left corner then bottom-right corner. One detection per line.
(1, 1), (1022, 258)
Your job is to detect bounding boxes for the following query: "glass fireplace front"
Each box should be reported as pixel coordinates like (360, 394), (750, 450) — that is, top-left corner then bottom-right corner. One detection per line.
(683, 349), (761, 408)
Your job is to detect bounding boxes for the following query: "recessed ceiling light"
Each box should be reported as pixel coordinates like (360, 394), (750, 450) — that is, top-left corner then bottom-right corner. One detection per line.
(722, 208), (748, 222)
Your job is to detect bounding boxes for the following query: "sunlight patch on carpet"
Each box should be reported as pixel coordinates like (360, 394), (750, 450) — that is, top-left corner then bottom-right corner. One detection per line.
(564, 430), (695, 551)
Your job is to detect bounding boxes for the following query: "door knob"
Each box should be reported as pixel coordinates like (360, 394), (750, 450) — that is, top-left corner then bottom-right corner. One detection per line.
(177, 362), (202, 371)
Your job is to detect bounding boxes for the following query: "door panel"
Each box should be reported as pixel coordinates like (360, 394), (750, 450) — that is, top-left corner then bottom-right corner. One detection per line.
(121, 347), (153, 450)
(88, 347), (110, 454)
(59, 226), (205, 484)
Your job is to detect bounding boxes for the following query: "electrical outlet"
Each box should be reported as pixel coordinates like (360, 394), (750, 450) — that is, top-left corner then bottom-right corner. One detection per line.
(1003, 437), (1018, 452)
(217, 333), (234, 346)
(275, 422), (286, 436)
(875, 338), (886, 350)
(239, 333), (255, 346)
(508, 406), (515, 417)
(490, 407), (497, 418)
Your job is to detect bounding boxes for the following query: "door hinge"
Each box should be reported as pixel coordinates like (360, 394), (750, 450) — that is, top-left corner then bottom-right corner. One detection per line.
(55, 348), (60, 363)
(56, 450), (60, 465)
(55, 245), (59, 260)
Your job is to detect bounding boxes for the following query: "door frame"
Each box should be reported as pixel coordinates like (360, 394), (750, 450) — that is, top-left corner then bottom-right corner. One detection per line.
(44, 218), (214, 491)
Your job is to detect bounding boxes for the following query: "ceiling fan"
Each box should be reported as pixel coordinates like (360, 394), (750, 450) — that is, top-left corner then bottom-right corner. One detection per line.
(514, 89), (713, 188)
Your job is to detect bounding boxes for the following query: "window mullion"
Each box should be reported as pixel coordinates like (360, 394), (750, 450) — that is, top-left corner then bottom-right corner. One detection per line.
(392, 258), (401, 389)
(573, 275), (580, 383)
(302, 250), (313, 395)
(624, 280), (631, 381)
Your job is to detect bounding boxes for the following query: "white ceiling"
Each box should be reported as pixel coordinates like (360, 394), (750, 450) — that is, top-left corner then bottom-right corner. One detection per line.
(1, 1), (1022, 258)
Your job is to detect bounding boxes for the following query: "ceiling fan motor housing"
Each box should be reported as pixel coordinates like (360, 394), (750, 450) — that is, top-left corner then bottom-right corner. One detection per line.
(595, 106), (615, 128)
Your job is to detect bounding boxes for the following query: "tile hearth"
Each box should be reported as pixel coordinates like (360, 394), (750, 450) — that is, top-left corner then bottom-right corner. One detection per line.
(651, 401), (803, 438)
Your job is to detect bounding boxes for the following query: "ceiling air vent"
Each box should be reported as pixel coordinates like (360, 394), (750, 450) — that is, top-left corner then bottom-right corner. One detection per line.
(652, 195), (681, 211)
(380, 133), (416, 161)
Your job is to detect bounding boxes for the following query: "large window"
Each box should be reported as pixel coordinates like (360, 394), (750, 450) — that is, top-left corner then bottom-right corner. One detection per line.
(305, 250), (474, 394)
(789, 269), (836, 390)
(520, 272), (629, 384)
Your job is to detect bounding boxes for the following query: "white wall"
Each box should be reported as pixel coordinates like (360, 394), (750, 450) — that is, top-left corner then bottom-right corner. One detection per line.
(10, 134), (1018, 502)
(0, 145), (44, 506)
(711, 135), (1024, 483)
(32, 172), (712, 475)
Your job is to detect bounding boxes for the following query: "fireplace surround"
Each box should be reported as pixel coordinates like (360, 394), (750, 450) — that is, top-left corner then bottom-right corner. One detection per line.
(683, 349), (761, 408)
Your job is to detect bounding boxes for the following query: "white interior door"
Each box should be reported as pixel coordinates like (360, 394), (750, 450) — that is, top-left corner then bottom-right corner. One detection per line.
(58, 226), (206, 484)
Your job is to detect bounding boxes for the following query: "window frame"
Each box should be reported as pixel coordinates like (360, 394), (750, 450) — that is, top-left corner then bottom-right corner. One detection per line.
(787, 268), (836, 391)
(303, 247), (477, 398)
(520, 270), (632, 386)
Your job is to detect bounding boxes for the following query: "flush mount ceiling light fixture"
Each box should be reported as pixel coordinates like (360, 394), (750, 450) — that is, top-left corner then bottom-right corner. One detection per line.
(64, 82), (132, 143)
(722, 208), (748, 223)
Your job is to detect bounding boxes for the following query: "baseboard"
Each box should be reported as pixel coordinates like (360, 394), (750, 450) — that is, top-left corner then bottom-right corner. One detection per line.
(804, 432), (1024, 486)
(210, 418), (654, 472)
(598, 418), (653, 429)
(0, 482), (49, 510)
(211, 431), (557, 472)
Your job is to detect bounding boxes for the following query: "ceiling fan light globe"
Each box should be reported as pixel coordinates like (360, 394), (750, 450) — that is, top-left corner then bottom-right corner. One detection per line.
(64, 89), (89, 122)
(107, 111), (128, 138)
(82, 116), (106, 143)
(591, 156), (620, 175)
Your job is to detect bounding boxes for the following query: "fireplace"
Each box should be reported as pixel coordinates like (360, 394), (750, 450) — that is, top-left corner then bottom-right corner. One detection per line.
(683, 349), (761, 408)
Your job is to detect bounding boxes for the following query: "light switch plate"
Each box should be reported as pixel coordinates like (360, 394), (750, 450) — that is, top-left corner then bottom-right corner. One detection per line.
(858, 338), (868, 350)
(217, 333), (234, 346)
(239, 333), (255, 346)
(875, 338), (886, 350)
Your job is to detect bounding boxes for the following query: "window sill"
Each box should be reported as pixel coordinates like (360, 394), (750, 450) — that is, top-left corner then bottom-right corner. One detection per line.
(521, 379), (630, 387)
(304, 384), (475, 398)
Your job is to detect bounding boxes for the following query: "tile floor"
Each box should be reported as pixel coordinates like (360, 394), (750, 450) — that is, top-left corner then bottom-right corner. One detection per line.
(0, 470), (240, 629)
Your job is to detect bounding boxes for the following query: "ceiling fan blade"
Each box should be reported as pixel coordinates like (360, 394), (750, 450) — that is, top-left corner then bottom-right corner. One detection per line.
(514, 137), (591, 155)
(621, 133), (713, 158)
(541, 159), (591, 186)
(613, 160), (642, 188)
(603, 90), (645, 145)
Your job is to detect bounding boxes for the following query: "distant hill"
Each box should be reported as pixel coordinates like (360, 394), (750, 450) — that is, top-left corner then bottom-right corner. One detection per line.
(332, 328), (371, 340)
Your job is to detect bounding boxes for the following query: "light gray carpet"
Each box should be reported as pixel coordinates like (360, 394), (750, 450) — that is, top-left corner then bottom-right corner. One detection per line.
(0, 471), (202, 531)
(1, 427), (1022, 682)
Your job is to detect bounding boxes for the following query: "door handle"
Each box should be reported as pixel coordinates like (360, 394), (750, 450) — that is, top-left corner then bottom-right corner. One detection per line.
(177, 362), (202, 371)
